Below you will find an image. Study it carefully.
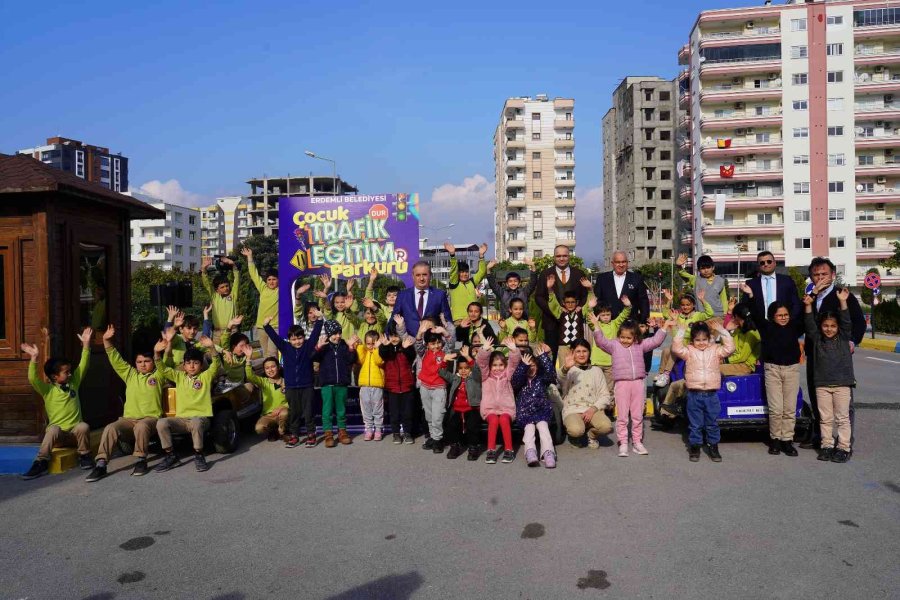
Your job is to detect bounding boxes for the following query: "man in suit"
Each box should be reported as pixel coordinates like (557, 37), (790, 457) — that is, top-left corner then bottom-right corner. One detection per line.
(801, 256), (866, 450)
(594, 250), (652, 368)
(740, 251), (802, 322)
(534, 244), (589, 355)
(391, 261), (453, 336)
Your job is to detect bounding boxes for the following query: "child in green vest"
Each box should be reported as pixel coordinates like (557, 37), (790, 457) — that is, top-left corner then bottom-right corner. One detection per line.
(239, 346), (288, 440)
(201, 255), (240, 341)
(654, 288), (714, 388)
(446, 241), (488, 323)
(241, 246), (279, 358)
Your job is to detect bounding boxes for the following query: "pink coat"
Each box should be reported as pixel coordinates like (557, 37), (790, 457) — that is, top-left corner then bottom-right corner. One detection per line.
(670, 329), (735, 391)
(593, 328), (667, 382)
(475, 348), (521, 419)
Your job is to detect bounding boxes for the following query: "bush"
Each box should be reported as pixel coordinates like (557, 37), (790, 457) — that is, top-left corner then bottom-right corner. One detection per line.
(873, 299), (900, 334)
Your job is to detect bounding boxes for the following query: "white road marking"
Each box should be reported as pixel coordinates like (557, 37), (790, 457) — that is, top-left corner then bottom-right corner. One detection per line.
(866, 356), (900, 365)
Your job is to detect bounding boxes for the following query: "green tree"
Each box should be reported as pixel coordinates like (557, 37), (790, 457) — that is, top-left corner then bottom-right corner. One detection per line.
(232, 234), (278, 322)
(880, 241), (900, 271)
(531, 253), (586, 274)
(786, 267), (808, 301)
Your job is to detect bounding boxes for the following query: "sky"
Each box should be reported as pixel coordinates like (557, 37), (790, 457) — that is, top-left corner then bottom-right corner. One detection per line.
(0, 0), (738, 264)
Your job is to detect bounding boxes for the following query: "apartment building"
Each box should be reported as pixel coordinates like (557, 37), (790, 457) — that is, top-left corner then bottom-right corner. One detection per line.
(680, 0), (900, 297)
(200, 196), (250, 257)
(493, 95), (577, 262)
(602, 77), (683, 266)
(128, 192), (201, 271)
(17, 136), (128, 192)
(246, 175), (359, 237)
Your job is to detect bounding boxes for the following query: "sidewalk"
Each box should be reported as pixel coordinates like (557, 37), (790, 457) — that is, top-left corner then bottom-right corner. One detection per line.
(860, 332), (900, 354)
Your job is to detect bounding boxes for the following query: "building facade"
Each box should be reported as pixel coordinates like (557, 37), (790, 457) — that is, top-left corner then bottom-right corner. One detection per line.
(680, 0), (900, 296)
(602, 77), (683, 266)
(17, 136), (128, 192)
(494, 95), (576, 263)
(246, 175), (359, 237)
(128, 192), (202, 271)
(200, 196), (250, 257)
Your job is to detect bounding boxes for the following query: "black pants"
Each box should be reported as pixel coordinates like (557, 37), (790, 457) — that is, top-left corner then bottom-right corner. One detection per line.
(286, 387), (315, 436)
(387, 391), (415, 436)
(444, 409), (482, 448)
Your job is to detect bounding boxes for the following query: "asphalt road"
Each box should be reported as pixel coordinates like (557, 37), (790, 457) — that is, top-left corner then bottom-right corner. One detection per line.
(1, 351), (898, 600)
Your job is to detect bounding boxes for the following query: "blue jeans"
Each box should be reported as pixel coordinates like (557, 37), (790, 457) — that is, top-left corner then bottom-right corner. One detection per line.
(686, 390), (720, 446)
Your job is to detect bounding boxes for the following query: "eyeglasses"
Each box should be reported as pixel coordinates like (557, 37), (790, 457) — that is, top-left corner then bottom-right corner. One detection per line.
(758, 259), (774, 265)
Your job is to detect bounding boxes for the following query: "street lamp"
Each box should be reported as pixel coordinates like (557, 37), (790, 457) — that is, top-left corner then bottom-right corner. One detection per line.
(304, 150), (337, 196)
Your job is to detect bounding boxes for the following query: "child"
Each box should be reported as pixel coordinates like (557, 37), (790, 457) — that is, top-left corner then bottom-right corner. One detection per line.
(155, 333), (221, 472)
(363, 266), (400, 322)
(803, 289), (855, 463)
(298, 302), (321, 339)
(240, 346), (288, 441)
(357, 307), (386, 339)
(241, 246), (279, 358)
(446, 241), (488, 323)
(316, 274), (360, 341)
(416, 327), (450, 453)
(86, 325), (164, 481)
(264, 313), (323, 448)
(720, 303), (761, 376)
(588, 298), (633, 391)
(201, 255), (240, 341)
(476, 335), (521, 464)
(438, 346), (482, 461)
(356, 330), (386, 441)
(591, 316), (669, 456)
(20, 327), (94, 480)
(312, 320), (358, 447)
(743, 281), (803, 456)
(498, 298), (537, 343)
(219, 317), (254, 406)
(670, 321), (735, 463)
(654, 289), (714, 388)
(676, 253), (729, 317)
(546, 274), (596, 368)
(379, 320), (418, 444)
(511, 343), (557, 468)
(486, 256), (536, 320)
(558, 339), (613, 449)
(455, 302), (495, 347)
(165, 311), (205, 368)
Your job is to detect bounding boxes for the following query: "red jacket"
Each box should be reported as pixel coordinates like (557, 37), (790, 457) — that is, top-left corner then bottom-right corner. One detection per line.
(418, 350), (446, 389)
(378, 343), (416, 393)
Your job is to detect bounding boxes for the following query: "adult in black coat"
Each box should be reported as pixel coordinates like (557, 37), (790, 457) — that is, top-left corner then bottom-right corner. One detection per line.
(739, 251), (802, 322)
(594, 251), (652, 369)
(534, 244), (588, 355)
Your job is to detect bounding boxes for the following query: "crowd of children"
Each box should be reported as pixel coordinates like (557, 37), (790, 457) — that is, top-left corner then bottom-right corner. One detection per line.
(19, 249), (859, 481)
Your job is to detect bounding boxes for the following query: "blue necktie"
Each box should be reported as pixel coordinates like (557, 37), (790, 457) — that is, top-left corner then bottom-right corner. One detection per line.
(765, 277), (774, 311)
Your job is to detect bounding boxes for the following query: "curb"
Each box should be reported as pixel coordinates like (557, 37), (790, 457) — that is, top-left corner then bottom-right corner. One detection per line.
(859, 338), (900, 353)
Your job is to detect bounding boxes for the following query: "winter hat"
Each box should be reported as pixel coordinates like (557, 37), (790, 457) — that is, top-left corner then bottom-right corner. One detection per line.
(324, 320), (342, 337)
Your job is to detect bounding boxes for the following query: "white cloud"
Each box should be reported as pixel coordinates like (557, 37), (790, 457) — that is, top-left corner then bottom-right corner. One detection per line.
(132, 179), (206, 207)
(421, 174), (496, 251)
(575, 185), (604, 264)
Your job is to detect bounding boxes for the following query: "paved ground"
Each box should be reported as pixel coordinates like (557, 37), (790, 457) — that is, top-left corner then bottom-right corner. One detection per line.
(2, 350), (899, 600)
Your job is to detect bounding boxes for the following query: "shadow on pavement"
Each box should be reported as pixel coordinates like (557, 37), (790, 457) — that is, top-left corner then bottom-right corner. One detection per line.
(324, 571), (424, 600)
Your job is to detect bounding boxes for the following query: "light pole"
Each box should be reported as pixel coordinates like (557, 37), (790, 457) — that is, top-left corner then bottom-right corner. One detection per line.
(304, 150), (337, 196)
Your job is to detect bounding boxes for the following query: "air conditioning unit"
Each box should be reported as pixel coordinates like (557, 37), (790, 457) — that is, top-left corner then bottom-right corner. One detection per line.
(735, 236), (747, 243)
(732, 77), (744, 85)
(735, 156), (745, 164)
(876, 121), (885, 127)
(747, 181), (757, 188)
(887, 149), (894, 156)
(886, 95), (895, 104)
(735, 102), (745, 109)
(875, 65), (885, 73)
(876, 203), (886, 209)
(877, 176), (887, 183)
(768, 72), (778, 80)
(736, 128), (746, 135)
(748, 154), (756, 160)
(745, 127), (755, 134)
(746, 21), (754, 29)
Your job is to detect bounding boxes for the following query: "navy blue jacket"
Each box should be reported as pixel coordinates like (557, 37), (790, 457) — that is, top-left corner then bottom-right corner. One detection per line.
(313, 340), (357, 386)
(265, 320), (322, 389)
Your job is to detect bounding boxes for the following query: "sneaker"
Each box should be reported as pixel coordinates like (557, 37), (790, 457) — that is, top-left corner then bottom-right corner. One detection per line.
(467, 446), (480, 461)
(688, 445), (701, 462)
(618, 443), (629, 458)
(525, 448), (539, 467)
(780, 441), (798, 457)
(768, 440), (781, 455)
(194, 453), (209, 472)
(78, 454), (94, 470)
(831, 448), (850, 463)
(485, 449), (498, 464)
(422, 438), (435, 450)
(432, 440), (445, 454)
(363, 430), (373, 441)
(373, 430), (383, 441)
(654, 372), (670, 387)
(154, 453), (180, 472)
(708, 444), (722, 463)
(85, 463), (107, 482)
(323, 432), (336, 448)
(632, 442), (649, 456)
(541, 450), (557, 469)
(285, 436), (301, 448)
(21, 459), (49, 480)
(305, 434), (317, 448)
(337, 429), (352, 445)
(392, 433), (402, 445)
(587, 437), (600, 450)
(817, 447), (834, 462)
(402, 433), (414, 445)
(131, 459), (149, 477)
(446, 444), (463, 459)
(501, 450), (516, 464)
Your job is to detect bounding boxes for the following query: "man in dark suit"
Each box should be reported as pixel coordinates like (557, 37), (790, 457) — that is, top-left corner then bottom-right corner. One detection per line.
(739, 251), (802, 322)
(391, 261), (453, 335)
(534, 244), (588, 355)
(594, 250), (651, 368)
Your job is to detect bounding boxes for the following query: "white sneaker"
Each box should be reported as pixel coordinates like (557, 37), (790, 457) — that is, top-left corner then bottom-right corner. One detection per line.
(632, 442), (649, 455)
(654, 373), (670, 387)
(587, 437), (600, 450)
(618, 443), (629, 457)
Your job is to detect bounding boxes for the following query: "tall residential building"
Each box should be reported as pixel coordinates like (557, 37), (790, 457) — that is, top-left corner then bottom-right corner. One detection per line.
(200, 197), (250, 256)
(246, 175), (359, 237)
(602, 77), (682, 266)
(494, 95), (576, 262)
(17, 136), (128, 192)
(680, 0), (900, 296)
(128, 192), (201, 271)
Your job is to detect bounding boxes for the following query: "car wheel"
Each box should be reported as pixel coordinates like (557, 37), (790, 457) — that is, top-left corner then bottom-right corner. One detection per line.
(212, 409), (240, 454)
(796, 402), (814, 441)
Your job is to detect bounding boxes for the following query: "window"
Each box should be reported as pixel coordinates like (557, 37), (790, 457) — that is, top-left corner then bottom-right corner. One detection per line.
(829, 181), (845, 193)
(857, 210), (875, 221)
(826, 43), (843, 56)
(795, 238), (812, 249)
(662, 250), (672, 260)
(660, 150), (671, 160)
(794, 210), (811, 222)
(792, 73), (808, 85)
(532, 171), (541, 179)
(533, 210), (542, 218)
(647, 229), (655, 240)
(829, 209), (845, 220)
(660, 111), (671, 121)
(646, 188), (655, 201)
(660, 170), (671, 180)
(75, 150), (85, 179)
(827, 126), (844, 136)
(533, 231), (543, 240)
(661, 189), (672, 200)
(532, 133), (541, 141)
(189, 247), (197, 257)
(794, 182), (811, 194)
(532, 112), (541, 120)
(860, 237), (876, 249)
(175, 229), (183, 239)
(791, 18), (807, 31)
(829, 237), (846, 248)
(756, 132), (771, 143)
(645, 168), (655, 179)
(532, 152), (541, 159)
(757, 213), (774, 225)
(792, 100), (808, 110)
(188, 231), (196, 241)
(660, 130), (671, 141)
(565, 151), (573, 159)
(645, 148), (654, 161)
(793, 127), (809, 138)
(827, 98), (844, 111)
(859, 155), (875, 166)
(828, 153), (846, 166)
(565, 131), (573, 140)
(859, 182), (875, 193)
(174, 212), (183, 223)
(78, 243), (108, 331)
(565, 112), (572, 120)
(188, 215), (196, 225)
(174, 245), (183, 256)
(756, 240), (772, 252)
(659, 91), (671, 101)
(189, 262), (197, 271)
(827, 15), (843, 26)
(532, 191), (542, 199)
(661, 209), (672, 220)
(794, 155), (809, 165)
(827, 71), (843, 83)
(791, 46), (808, 59)
(644, 129), (654, 141)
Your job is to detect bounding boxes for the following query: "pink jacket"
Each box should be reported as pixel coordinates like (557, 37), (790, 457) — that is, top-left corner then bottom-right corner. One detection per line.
(475, 348), (521, 419)
(593, 328), (668, 382)
(670, 328), (735, 391)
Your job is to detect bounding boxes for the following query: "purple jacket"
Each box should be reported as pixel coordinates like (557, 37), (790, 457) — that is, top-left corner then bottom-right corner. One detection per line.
(593, 328), (667, 382)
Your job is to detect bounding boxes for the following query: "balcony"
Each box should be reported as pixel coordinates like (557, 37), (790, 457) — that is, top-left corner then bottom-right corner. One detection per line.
(702, 249), (784, 262)
(555, 217), (576, 227)
(507, 218), (526, 229)
(700, 138), (782, 157)
(854, 75), (900, 95)
(555, 158), (575, 168)
(555, 238), (576, 247)
(855, 190), (900, 204)
(699, 56), (781, 78)
(701, 164), (783, 183)
(856, 245), (896, 259)
(506, 239), (527, 249)
(678, 69), (689, 83)
(699, 26), (780, 48)
(699, 110), (781, 129)
(505, 118), (525, 129)
(506, 178), (526, 188)
(679, 91), (691, 108)
(682, 164), (692, 179)
(554, 98), (574, 110)
(855, 272), (900, 286)
(554, 119), (575, 129)
(699, 83), (782, 103)
(554, 138), (575, 149)
(855, 132), (900, 149)
(853, 22), (900, 39)
(854, 103), (900, 120)
(507, 197), (527, 209)
(555, 178), (575, 188)
(681, 232), (694, 245)
(702, 218), (784, 236)
(700, 192), (784, 210)
(678, 43), (690, 65)
(855, 217), (900, 231)
(679, 114), (691, 129)
(505, 159), (525, 169)
(680, 186), (693, 200)
(679, 137), (692, 152)
(555, 197), (576, 208)
(856, 158), (900, 176)
(506, 138), (526, 149)
(680, 209), (693, 223)
(855, 49), (900, 66)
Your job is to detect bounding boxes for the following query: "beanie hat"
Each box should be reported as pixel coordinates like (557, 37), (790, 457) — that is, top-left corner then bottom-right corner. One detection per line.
(324, 320), (342, 337)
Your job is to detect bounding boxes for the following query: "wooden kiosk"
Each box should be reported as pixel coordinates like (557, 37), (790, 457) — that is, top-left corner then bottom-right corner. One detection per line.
(0, 154), (164, 441)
